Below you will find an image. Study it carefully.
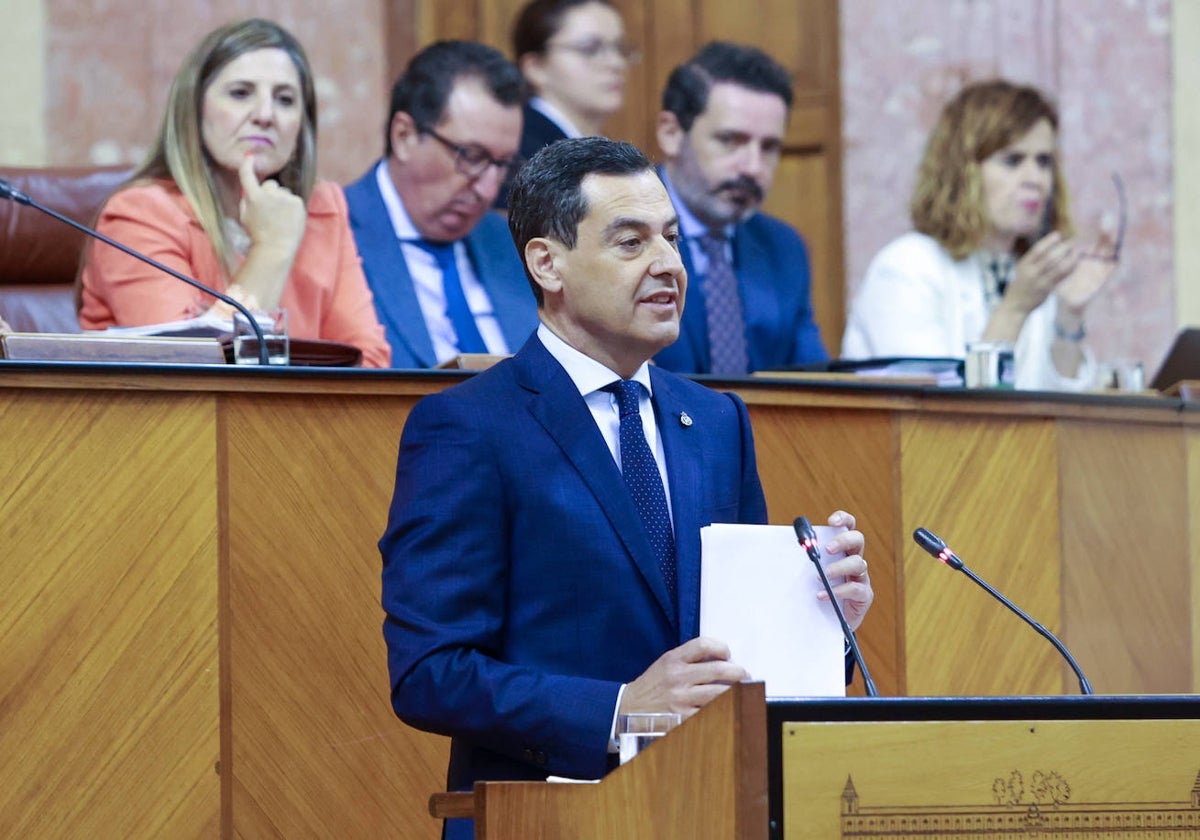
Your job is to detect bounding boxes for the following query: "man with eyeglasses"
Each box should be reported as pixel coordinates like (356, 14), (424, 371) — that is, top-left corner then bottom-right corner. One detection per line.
(345, 41), (538, 368)
(652, 41), (829, 376)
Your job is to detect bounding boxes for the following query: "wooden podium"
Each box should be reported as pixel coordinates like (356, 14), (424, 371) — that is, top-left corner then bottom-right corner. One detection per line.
(436, 684), (1200, 839)
(433, 682), (769, 840)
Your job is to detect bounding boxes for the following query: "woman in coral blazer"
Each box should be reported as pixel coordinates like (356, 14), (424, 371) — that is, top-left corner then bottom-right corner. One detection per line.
(78, 18), (389, 368)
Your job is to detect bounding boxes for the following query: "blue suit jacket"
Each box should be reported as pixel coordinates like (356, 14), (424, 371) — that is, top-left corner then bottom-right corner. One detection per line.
(343, 166), (538, 368)
(380, 336), (767, 803)
(653, 210), (829, 374)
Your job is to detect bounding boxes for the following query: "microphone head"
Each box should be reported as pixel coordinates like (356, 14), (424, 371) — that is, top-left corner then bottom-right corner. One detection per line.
(0, 178), (32, 204)
(792, 516), (822, 563)
(912, 527), (963, 570)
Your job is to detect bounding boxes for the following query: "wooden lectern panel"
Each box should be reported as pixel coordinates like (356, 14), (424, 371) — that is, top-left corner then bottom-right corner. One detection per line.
(783, 718), (1200, 838)
(476, 682), (767, 840)
(0, 390), (221, 837)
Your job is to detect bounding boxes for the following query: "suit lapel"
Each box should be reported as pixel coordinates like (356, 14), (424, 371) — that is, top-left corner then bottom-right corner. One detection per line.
(346, 171), (437, 367)
(650, 368), (706, 641)
(514, 340), (678, 627)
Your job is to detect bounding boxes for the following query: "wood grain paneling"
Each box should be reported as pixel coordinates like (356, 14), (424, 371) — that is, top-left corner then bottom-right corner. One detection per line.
(3, 369), (1196, 837)
(1189, 428), (1200, 693)
(899, 414), (1062, 697)
(226, 393), (447, 840)
(1060, 420), (1191, 693)
(0, 390), (220, 838)
(748, 404), (900, 696)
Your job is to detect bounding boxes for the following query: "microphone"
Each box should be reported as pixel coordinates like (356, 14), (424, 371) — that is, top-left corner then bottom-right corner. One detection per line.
(793, 516), (878, 697)
(912, 527), (1093, 695)
(0, 176), (269, 364)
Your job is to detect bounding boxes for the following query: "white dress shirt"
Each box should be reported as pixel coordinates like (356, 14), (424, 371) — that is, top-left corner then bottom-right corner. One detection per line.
(374, 161), (509, 363)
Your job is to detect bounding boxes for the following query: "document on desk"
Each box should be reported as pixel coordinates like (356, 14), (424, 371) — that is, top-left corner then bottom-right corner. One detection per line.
(699, 523), (847, 698)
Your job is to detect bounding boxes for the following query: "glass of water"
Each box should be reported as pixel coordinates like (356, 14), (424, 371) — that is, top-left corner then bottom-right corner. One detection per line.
(233, 308), (289, 365)
(617, 712), (681, 765)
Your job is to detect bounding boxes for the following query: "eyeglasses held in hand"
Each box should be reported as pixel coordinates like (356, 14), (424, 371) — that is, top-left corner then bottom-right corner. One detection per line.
(1085, 173), (1126, 263)
(546, 38), (641, 65)
(420, 126), (524, 181)
(1110, 172), (1127, 262)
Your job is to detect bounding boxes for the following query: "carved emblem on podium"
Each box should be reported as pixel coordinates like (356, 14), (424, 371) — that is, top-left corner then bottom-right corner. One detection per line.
(839, 770), (1200, 836)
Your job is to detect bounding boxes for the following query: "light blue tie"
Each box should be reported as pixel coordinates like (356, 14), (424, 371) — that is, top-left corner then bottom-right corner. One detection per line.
(409, 239), (487, 354)
(604, 380), (677, 607)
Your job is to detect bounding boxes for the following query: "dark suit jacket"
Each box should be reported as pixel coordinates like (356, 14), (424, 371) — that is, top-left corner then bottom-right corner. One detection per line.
(380, 335), (768, 798)
(343, 165), (538, 368)
(653, 210), (829, 374)
(495, 104), (570, 210)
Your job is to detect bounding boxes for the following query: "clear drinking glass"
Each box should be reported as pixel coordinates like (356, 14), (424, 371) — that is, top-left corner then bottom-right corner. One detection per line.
(233, 308), (289, 365)
(617, 712), (681, 765)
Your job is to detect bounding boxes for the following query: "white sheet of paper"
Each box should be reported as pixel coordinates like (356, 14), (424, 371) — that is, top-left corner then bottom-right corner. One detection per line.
(699, 523), (847, 698)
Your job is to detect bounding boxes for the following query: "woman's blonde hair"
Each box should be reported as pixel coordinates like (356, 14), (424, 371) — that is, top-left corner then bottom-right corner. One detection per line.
(131, 18), (317, 274)
(910, 79), (1072, 259)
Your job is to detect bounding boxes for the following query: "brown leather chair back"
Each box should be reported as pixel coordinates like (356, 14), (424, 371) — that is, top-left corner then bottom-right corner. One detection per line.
(0, 165), (133, 332)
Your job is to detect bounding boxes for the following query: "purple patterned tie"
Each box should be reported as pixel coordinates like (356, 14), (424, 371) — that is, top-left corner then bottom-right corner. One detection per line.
(604, 380), (677, 606)
(698, 232), (749, 376)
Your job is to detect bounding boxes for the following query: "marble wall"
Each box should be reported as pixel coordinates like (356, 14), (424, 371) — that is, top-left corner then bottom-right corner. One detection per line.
(41, 0), (387, 184)
(841, 0), (1174, 372)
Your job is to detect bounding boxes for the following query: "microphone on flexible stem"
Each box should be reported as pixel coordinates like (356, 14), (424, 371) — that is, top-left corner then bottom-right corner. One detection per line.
(912, 527), (1093, 695)
(0, 176), (269, 364)
(793, 516), (878, 697)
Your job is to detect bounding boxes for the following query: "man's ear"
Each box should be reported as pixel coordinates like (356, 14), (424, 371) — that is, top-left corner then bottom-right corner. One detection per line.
(389, 111), (419, 163)
(524, 238), (564, 297)
(656, 110), (685, 159)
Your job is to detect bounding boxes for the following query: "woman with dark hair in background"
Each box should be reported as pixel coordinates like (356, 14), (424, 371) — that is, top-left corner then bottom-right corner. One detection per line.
(78, 18), (390, 366)
(496, 0), (636, 207)
(842, 79), (1117, 389)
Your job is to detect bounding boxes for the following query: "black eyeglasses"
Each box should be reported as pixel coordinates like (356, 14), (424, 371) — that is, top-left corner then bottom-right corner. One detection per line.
(546, 39), (641, 65)
(420, 126), (523, 181)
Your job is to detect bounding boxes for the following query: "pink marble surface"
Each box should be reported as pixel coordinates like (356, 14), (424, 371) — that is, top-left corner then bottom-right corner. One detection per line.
(45, 1), (386, 185)
(841, 0), (1174, 373)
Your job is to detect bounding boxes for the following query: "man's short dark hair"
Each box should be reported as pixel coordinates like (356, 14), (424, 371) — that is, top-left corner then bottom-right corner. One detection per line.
(661, 41), (794, 132)
(507, 137), (653, 304)
(385, 40), (526, 155)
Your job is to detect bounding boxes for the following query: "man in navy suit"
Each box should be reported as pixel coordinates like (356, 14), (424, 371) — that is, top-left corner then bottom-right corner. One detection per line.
(380, 137), (874, 840)
(344, 41), (538, 368)
(653, 41), (829, 376)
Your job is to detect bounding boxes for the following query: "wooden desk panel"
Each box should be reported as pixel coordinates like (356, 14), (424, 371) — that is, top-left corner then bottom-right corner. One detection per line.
(225, 393), (446, 839)
(0, 389), (221, 837)
(1059, 419), (1191, 693)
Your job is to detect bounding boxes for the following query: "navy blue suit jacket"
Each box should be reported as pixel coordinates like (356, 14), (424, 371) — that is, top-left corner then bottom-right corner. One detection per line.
(343, 165), (537, 368)
(495, 104), (569, 210)
(653, 210), (829, 374)
(380, 336), (767, 801)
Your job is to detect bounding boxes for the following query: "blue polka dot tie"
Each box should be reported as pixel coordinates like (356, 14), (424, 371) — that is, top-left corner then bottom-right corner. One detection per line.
(698, 232), (749, 376)
(604, 380), (677, 606)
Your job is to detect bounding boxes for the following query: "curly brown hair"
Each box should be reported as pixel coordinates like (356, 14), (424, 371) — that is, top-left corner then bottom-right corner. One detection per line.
(910, 79), (1073, 259)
